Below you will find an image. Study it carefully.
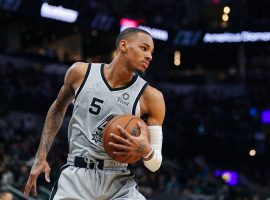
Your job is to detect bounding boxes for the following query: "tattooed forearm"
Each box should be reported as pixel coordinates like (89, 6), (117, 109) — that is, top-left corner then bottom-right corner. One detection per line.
(35, 101), (66, 160)
(34, 82), (74, 163)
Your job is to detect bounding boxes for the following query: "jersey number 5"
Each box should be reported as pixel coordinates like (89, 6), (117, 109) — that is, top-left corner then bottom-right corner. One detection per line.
(89, 97), (104, 115)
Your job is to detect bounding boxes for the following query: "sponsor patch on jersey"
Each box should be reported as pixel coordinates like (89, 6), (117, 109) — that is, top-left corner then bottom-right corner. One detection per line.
(116, 93), (130, 107)
(122, 93), (129, 100)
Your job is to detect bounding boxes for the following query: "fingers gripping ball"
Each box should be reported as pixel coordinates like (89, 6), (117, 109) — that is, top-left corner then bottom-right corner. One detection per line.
(102, 114), (150, 163)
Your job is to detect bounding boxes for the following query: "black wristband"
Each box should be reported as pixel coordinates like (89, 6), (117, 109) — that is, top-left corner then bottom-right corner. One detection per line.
(143, 149), (155, 161)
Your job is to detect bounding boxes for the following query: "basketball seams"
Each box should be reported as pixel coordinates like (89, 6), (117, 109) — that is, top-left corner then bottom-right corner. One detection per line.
(103, 115), (136, 160)
(118, 117), (138, 163)
(121, 117), (137, 137)
(102, 115), (121, 157)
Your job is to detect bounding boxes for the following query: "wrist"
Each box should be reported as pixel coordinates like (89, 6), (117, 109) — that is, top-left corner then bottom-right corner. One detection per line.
(143, 147), (154, 161)
(35, 152), (47, 160)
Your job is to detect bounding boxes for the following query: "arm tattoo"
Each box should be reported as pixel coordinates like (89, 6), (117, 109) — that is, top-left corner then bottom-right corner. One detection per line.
(34, 82), (73, 166)
(136, 142), (145, 153)
(35, 102), (66, 164)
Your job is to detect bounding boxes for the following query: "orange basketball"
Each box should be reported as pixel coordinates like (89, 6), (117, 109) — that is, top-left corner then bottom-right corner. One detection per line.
(102, 114), (150, 163)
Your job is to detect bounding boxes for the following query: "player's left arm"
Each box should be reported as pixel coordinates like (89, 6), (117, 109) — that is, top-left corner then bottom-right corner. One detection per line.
(109, 85), (165, 171)
(141, 85), (166, 172)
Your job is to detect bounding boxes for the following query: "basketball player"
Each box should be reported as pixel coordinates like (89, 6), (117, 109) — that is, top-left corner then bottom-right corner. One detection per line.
(24, 27), (165, 199)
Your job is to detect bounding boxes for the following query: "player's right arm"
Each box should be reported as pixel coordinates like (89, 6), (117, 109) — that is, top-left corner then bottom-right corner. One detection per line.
(24, 62), (88, 197)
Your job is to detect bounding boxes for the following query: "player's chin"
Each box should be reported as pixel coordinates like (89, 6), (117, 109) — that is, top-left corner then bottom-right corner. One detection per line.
(135, 68), (146, 75)
(138, 65), (148, 73)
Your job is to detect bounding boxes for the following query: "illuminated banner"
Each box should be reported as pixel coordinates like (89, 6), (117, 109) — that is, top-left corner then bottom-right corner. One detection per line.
(138, 25), (168, 41)
(203, 31), (270, 43)
(120, 18), (138, 32)
(40, 2), (78, 23)
(262, 110), (270, 124)
(215, 170), (238, 186)
(120, 18), (168, 41)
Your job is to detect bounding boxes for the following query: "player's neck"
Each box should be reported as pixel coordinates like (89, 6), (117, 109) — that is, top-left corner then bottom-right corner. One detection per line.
(104, 62), (134, 88)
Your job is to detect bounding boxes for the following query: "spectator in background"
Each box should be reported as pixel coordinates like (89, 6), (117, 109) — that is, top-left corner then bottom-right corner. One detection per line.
(1, 166), (14, 187)
(0, 189), (13, 200)
(165, 176), (181, 194)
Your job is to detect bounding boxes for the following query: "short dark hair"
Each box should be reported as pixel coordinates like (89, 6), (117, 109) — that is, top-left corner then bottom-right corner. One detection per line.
(115, 27), (151, 49)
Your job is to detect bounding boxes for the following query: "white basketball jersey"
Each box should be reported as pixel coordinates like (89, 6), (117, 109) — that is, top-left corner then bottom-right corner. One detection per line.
(67, 63), (148, 160)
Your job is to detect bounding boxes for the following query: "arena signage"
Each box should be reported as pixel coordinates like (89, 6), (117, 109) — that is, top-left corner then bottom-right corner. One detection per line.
(40, 2), (78, 23)
(137, 25), (168, 41)
(120, 18), (168, 41)
(203, 31), (270, 43)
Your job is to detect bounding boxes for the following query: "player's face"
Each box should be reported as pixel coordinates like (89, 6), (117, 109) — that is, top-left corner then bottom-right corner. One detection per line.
(125, 32), (154, 73)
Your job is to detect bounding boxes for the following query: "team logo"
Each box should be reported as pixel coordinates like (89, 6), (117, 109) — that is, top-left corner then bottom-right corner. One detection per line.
(117, 93), (130, 107)
(122, 93), (129, 100)
(91, 114), (116, 144)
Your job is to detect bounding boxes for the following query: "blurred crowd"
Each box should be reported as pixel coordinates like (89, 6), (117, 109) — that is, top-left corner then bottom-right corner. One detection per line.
(1, 56), (270, 200)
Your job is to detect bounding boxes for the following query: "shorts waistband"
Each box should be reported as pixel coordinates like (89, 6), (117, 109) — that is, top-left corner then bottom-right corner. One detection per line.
(67, 155), (128, 171)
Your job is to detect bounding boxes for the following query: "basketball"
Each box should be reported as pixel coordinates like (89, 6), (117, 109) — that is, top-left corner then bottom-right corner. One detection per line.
(102, 114), (150, 163)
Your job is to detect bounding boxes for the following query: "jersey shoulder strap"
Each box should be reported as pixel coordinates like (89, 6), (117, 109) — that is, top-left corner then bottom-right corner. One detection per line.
(74, 63), (92, 100)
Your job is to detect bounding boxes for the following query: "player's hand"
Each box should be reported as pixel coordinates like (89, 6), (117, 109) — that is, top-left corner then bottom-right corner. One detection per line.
(109, 121), (152, 158)
(24, 159), (51, 197)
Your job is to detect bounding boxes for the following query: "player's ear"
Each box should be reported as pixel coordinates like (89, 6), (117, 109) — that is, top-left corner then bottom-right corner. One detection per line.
(119, 40), (127, 53)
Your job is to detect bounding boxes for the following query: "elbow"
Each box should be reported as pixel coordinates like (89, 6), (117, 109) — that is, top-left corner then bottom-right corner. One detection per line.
(148, 163), (161, 172)
(143, 156), (162, 172)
